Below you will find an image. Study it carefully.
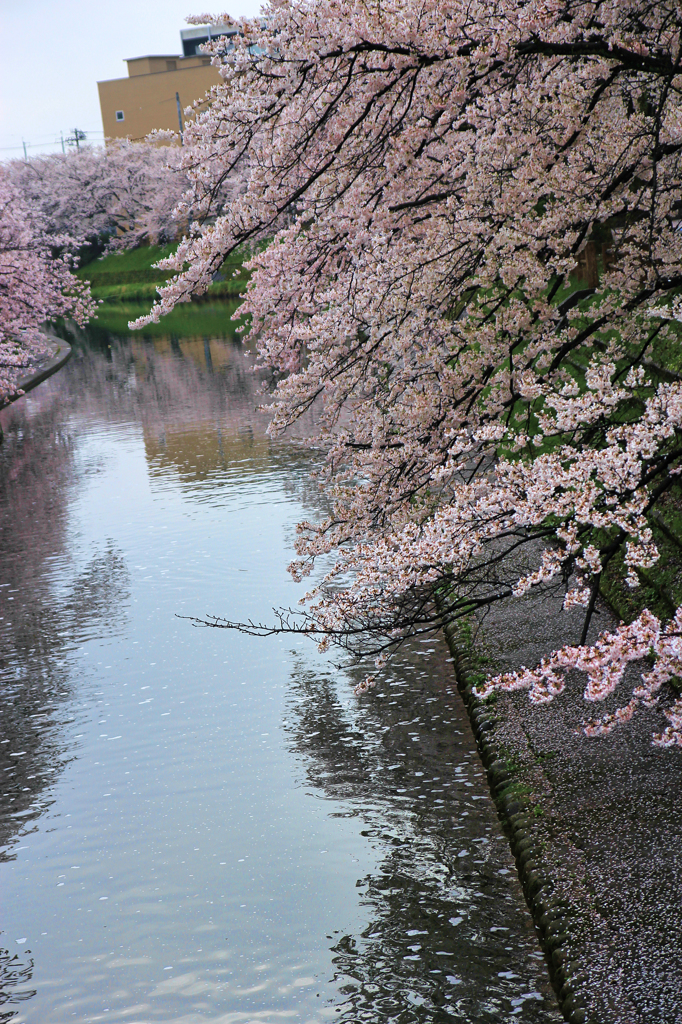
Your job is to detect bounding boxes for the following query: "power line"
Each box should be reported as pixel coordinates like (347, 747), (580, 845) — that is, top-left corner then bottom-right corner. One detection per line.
(0, 131), (105, 154)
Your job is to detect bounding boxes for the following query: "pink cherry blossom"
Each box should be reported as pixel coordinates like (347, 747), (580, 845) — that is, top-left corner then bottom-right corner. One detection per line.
(5, 141), (191, 253)
(130, 1), (682, 742)
(0, 173), (95, 403)
(477, 608), (682, 746)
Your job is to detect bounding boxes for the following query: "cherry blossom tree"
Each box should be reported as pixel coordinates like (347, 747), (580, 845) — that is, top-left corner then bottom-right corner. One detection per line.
(1, 130), (249, 404)
(0, 174), (95, 404)
(5, 141), (189, 253)
(134, 0), (682, 744)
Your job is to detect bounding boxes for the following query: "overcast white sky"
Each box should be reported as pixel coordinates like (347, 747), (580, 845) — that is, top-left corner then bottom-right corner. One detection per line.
(0, 0), (263, 160)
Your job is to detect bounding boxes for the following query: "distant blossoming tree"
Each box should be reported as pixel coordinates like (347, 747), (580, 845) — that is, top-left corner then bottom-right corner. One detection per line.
(134, 0), (682, 745)
(6, 141), (189, 253)
(1, 138), (215, 404)
(0, 174), (95, 404)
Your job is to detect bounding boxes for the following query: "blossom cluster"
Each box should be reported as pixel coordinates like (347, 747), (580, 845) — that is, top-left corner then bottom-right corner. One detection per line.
(477, 609), (682, 746)
(0, 174), (96, 402)
(5, 141), (189, 253)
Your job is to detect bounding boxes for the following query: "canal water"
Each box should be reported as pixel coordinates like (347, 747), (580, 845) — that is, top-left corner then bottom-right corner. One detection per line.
(0, 328), (561, 1023)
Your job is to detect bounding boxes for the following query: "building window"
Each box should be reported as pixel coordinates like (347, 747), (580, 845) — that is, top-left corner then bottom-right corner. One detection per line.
(183, 37), (207, 56)
(115, 110), (125, 122)
(166, 60), (177, 71)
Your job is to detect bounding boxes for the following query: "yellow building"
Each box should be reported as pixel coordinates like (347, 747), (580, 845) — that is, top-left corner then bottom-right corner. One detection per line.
(97, 25), (235, 141)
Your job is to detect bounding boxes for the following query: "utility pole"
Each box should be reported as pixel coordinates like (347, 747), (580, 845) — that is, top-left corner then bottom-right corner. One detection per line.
(176, 92), (184, 144)
(60, 131), (65, 154)
(65, 128), (87, 150)
(22, 139), (27, 161)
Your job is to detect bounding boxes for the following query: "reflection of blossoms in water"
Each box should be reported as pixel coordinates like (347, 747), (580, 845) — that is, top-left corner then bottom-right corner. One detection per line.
(284, 643), (559, 1023)
(0, 326), (560, 1024)
(0, 947), (35, 1022)
(50, 326), (321, 445)
(0, 372), (131, 859)
(0, 330), (322, 861)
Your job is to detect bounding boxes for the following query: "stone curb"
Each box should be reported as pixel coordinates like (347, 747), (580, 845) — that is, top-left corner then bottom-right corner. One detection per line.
(440, 617), (590, 1024)
(1, 339), (72, 421)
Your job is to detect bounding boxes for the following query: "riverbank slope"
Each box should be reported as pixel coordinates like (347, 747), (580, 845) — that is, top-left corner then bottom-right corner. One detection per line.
(76, 243), (249, 337)
(445, 588), (682, 1024)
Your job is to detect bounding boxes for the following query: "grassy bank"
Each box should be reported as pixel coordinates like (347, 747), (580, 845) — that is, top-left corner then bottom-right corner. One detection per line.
(84, 300), (247, 340)
(77, 243), (250, 337)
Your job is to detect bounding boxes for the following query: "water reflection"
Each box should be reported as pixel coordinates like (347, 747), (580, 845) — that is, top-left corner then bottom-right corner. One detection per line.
(286, 645), (558, 1021)
(0, 328), (560, 1023)
(0, 391), (133, 1016)
(0, 390), (130, 851)
(0, 949), (34, 1024)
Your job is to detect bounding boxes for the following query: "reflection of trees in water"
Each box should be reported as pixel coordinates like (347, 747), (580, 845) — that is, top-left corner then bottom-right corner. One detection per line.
(0, 948), (35, 1024)
(0, 388), (131, 843)
(0, 329), (324, 1014)
(0, 329), (559, 1020)
(0, 388), (130, 1015)
(285, 648), (559, 1023)
(53, 325), (266, 432)
(49, 325), (324, 493)
(0, 539), (129, 844)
